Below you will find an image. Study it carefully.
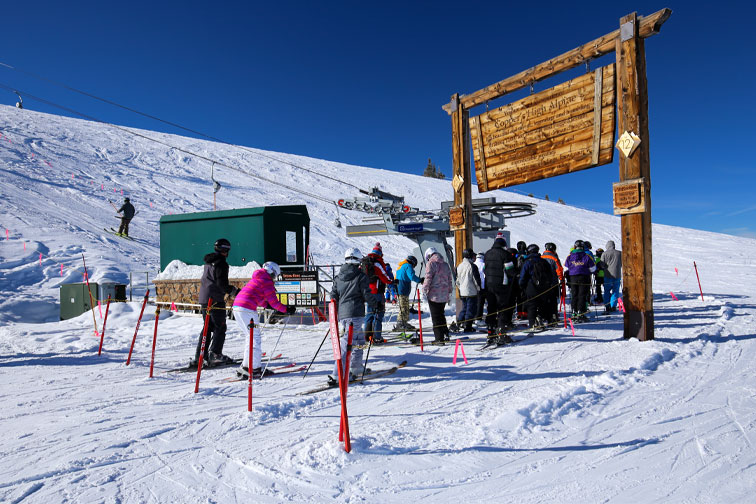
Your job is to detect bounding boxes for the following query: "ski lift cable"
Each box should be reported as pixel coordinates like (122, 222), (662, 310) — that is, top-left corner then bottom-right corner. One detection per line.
(0, 82), (335, 205)
(0, 61), (366, 192)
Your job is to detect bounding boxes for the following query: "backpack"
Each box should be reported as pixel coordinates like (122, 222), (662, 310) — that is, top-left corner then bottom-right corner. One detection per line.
(360, 256), (377, 283)
(530, 258), (553, 290)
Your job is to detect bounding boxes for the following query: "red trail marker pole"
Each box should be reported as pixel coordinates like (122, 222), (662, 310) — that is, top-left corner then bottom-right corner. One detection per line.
(339, 322), (354, 442)
(328, 300), (351, 453)
(149, 306), (161, 378)
(416, 288), (424, 352)
(194, 298), (213, 393)
(126, 290), (150, 366)
(248, 323), (254, 412)
(98, 295), (111, 356)
(693, 261), (704, 302)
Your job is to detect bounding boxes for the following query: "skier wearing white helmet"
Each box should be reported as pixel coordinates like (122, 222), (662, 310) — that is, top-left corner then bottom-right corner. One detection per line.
(327, 247), (378, 386)
(232, 260), (295, 379)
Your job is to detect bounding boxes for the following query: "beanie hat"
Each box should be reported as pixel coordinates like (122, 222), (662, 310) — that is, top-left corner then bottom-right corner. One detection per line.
(371, 247), (383, 256)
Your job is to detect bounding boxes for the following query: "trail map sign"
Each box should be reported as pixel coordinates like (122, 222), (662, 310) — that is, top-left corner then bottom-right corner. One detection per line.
(470, 65), (615, 191)
(275, 270), (319, 307)
(444, 8), (672, 341)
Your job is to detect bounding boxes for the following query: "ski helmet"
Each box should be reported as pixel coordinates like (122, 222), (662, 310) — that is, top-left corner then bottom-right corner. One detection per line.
(407, 255), (418, 267)
(262, 261), (281, 278)
(463, 248), (475, 259)
(214, 238), (231, 253)
(424, 247), (438, 261)
(526, 244), (539, 254)
(344, 247), (362, 265)
(573, 240), (584, 250)
(545, 242), (556, 252)
(584, 241), (592, 250)
(124, 197), (130, 202)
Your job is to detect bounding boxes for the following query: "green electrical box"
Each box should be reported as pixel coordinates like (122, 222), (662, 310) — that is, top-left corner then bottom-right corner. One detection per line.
(60, 282), (98, 320)
(59, 282), (127, 320)
(158, 205), (310, 270)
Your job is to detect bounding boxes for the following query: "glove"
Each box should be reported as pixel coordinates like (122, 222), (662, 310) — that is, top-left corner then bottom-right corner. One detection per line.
(419, 277), (425, 284)
(286, 305), (296, 315)
(392, 279), (399, 286)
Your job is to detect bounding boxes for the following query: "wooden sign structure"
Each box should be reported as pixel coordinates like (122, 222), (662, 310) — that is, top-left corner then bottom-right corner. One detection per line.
(444, 8), (671, 341)
(470, 64), (616, 191)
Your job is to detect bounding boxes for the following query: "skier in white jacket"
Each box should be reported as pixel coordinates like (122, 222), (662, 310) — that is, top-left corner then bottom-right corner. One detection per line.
(456, 249), (481, 332)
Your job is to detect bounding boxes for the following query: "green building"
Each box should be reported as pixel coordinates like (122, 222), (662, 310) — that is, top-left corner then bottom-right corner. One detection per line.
(159, 205), (310, 270)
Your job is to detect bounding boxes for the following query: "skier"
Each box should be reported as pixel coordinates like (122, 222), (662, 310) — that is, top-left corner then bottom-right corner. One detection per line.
(541, 242), (564, 321)
(483, 236), (516, 344)
(192, 238), (240, 367)
(361, 244), (393, 344)
(116, 197), (135, 237)
(601, 240), (623, 313)
(394, 255), (422, 332)
(474, 251), (487, 327)
(564, 240), (596, 322)
(594, 247), (605, 305)
(455, 248), (481, 332)
(233, 261), (295, 379)
(328, 247), (377, 387)
(422, 247), (453, 344)
(384, 262), (397, 303)
(518, 244), (558, 330)
(514, 241), (528, 320)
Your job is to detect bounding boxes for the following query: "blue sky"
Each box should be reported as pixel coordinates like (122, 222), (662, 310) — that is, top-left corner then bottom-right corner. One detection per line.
(1, 1), (754, 238)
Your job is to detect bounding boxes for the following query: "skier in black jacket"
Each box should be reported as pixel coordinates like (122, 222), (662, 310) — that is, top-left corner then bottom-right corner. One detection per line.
(192, 238), (240, 367)
(518, 244), (558, 329)
(117, 198), (136, 237)
(483, 237), (516, 343)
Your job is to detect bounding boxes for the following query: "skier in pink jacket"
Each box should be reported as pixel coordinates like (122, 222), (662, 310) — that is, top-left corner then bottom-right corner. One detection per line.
(232, 262), (295, 379)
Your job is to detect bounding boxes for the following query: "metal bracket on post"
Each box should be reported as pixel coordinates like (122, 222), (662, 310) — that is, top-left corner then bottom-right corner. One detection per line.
(620, 20), (635, 41)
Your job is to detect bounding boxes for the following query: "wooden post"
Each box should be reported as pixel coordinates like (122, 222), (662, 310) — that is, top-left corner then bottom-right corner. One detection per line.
(616, 12), (654, 341)
(450, 93), (472, 267)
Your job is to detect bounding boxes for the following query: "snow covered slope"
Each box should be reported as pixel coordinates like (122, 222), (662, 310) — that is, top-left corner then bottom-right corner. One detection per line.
(1, 104), (755, 503)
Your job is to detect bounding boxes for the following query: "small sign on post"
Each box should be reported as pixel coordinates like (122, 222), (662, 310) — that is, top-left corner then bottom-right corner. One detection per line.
(613, 178), (646, 215)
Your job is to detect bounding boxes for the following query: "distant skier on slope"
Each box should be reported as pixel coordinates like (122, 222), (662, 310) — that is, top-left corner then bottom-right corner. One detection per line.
(192, 238), (240, 368)
(233, 261), (295, 379)
(116, 197), (135, 237)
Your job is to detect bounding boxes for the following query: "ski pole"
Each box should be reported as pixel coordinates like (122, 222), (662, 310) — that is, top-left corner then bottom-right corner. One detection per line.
(361, 325), (372, 383)
(262, 316), (289, 377)
(126, 290), (150, 365)
(194, 298), (213, 393)
(248, 322), (254, 412)
(303, 328), (330, 380)
(149, 306), (161, 378)
(98, 295), (111, 356)
(81, 254), (99, 336)
(694, 261), (704, 301)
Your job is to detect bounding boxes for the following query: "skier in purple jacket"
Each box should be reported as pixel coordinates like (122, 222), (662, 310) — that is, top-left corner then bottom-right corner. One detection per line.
(564, 240), (596, 322)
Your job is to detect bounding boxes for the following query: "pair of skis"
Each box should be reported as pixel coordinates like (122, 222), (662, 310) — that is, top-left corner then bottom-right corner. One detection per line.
(164, 353), (282, 373)
(298, 361), (408, 395)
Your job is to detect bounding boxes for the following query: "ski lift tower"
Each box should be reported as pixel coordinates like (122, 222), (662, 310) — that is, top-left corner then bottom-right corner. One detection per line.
(337, 187), (536, 277)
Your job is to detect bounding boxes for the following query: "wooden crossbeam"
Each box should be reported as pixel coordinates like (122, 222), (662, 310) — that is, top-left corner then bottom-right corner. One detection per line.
(442, 8), (671, 114)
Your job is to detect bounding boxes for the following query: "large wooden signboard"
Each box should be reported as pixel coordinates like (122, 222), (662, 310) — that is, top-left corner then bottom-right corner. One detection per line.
(470, 65), (615, 191)
(445, 8), (671, 342)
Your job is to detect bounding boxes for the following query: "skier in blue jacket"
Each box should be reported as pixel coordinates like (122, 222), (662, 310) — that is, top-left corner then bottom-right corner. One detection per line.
(393, 255), (422, 331)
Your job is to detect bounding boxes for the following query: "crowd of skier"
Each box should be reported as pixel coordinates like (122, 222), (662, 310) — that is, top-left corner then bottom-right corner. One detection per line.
(190, 234), (621, 386)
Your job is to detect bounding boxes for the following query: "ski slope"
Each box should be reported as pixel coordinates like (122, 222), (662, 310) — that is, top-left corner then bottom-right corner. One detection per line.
(1, 104), (755, 503)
